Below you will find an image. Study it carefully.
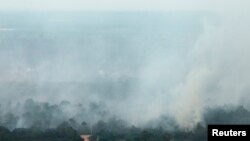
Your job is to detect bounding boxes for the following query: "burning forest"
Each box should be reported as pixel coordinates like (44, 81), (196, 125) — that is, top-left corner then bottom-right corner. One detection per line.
(1, 0), (250, 141)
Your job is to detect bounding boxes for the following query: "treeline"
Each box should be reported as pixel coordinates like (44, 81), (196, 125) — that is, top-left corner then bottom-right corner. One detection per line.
(0, 121), (205, 141)
(0, 122), (81, 141)
(89, 120), (206, 141)
(0, 99), (109, 130)
(1, 99), (250, 141)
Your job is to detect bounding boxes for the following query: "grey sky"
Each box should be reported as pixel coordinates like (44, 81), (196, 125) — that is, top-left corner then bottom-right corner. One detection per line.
(0, 0), (248, 11)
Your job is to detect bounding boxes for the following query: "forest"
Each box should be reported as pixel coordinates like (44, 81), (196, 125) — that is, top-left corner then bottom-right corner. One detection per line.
(1, 99), (250, 141)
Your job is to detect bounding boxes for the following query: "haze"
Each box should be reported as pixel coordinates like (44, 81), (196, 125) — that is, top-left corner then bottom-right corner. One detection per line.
(0, 0), (250, 130)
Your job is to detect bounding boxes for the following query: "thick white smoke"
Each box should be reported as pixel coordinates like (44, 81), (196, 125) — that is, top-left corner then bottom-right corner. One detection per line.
(169, 2), (250, 129)
(1, 1), (250, 130)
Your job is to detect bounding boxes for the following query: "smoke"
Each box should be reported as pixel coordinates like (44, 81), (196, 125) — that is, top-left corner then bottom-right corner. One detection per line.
(169, 2), (250, 129)
(0, 1), (250, 130)
(0, 28), (15, 31)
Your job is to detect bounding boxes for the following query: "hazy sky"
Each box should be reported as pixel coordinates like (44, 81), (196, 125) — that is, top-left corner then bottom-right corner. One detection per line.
(0, 0), (248, 11)
(1, 0), (250, 130)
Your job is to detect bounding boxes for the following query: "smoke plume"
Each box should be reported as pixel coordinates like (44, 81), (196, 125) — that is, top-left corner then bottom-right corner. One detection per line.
(0, 1), (250, 130)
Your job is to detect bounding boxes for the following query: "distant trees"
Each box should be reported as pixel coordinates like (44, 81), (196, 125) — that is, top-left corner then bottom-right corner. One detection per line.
(205, 106), (250, 124)
(2, 113), (18, 130)
(0, 126), (11, 141)
(0, 123), (82, 141)
(0, 99), (110, 130)
(1, 99), (250, 141)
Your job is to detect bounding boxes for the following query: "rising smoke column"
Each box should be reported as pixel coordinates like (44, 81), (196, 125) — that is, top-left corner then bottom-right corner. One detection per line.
(170, 1), (250, 129)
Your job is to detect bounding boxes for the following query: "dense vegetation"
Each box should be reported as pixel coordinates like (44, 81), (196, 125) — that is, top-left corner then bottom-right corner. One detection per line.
(1, 100), (250, 141)
(0, 122), (204, 141)
(0, 123), (81, 141)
